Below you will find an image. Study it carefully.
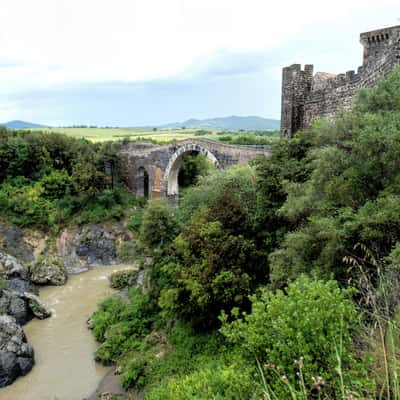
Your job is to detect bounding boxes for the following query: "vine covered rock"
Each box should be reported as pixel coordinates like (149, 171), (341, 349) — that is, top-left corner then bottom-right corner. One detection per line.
(29, 255), (68, 286)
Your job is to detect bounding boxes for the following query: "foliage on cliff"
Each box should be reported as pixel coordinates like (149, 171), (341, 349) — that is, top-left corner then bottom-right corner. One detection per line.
(0, 129), (135, 229)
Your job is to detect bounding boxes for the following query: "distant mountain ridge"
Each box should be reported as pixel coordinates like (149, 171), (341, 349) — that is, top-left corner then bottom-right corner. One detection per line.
(160, 116), (280, 131)
(2, 120), (48, 129)
(1, 116), (280, 131)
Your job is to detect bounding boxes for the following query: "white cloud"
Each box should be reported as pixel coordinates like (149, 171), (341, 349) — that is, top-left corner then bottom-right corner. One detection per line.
(0, 0), (399, 96)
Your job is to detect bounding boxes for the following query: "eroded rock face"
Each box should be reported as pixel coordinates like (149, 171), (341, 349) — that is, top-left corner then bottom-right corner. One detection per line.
(0, 224), (34, 262)
(0, 315), (34, 387)
(57, 223), (129, 273)
(29, 255), (68, 286)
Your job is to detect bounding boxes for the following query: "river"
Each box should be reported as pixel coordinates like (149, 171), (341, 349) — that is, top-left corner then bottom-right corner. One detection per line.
(0, 265), (130, 400)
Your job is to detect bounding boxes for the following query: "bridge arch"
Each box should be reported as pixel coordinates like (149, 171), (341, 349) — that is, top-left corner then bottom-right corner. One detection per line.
(163, 143), (221, 201)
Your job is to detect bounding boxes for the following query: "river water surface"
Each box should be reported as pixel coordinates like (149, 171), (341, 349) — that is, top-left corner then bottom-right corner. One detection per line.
(0, 265), (130, 400)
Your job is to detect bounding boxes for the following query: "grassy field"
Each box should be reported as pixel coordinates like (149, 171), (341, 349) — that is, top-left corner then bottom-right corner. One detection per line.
(29, 127), (280, 146)
(32, 127), (220, 142)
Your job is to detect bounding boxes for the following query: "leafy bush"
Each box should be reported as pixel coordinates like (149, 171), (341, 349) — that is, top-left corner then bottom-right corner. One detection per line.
(120, 323), (226, 392)
(139, 199), (180, 251)
(127, 209), (143, 234)
(91, 288), (156, 364)
(109, 269), (139, 289)
(220, 276), (370, 397)
(116, 241), (137, 263)
(145, 356), (255, 400)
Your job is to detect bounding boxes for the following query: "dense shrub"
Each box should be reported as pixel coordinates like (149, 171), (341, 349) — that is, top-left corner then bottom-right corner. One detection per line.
(220, 276), (370, 397)
(145, 356), (255, 400)
(92, 288), (156, 364)
(139, 199), (180, 251)
(0, 129), (129, 230)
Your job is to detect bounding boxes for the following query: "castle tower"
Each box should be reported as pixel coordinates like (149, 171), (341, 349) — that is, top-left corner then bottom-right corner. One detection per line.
(360, 25), (400, 68)
(280, 25), (400, 138)
(280, 64), (313, 138)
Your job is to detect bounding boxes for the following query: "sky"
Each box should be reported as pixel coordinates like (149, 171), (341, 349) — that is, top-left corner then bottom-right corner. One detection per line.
(0, 0), (399, 126)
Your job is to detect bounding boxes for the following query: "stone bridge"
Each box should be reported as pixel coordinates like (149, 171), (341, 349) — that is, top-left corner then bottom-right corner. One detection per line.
(119, 138), (271, 202)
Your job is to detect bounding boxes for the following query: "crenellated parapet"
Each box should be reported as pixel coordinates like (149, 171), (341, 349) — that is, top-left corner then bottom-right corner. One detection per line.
(281, 25), (400, 137)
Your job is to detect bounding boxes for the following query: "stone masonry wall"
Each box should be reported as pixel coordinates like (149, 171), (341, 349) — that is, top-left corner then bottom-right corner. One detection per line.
(118, 138), (271, 201)
(281, 25), (400, 137)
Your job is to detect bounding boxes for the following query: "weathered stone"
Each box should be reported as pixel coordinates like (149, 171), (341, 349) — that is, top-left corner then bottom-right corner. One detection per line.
(119, 138), (271, 203)
(30, 255), (68, 286)
(0, 250), (29, 280)
(5, 278), (38, 296)
(281, 25), (400, 137)
(23, 292), (51, 319)
(57, 223), (129, 272)
(0, 289), (31, 325)
(0, 315), (34, 387)
(0, 224), (34, 262)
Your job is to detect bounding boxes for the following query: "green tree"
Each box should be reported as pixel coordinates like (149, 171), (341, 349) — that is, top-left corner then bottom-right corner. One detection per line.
(140, 199), (180, 251)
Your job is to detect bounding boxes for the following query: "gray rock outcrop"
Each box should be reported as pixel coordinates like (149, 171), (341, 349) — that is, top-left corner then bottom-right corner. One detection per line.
(0, 289), (31, 326)
(57, 223), (129, 273)
(0, 250), (29, 280)
(23, 292), (51, 319)
(0, 315), (34, 387)
(29, 255), (68, 286)
(0, 224), (34, 262)
(0, 288), (51, 325)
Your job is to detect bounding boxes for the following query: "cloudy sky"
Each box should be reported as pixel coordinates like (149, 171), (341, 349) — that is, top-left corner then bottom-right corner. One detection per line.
(0, 0), (399, 126)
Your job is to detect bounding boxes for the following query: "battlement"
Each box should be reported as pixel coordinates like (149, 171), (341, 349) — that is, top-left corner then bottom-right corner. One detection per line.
(281, 25), (400, 137)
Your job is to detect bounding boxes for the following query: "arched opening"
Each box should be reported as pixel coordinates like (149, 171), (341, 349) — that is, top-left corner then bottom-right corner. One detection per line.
(178, 151), (214, 190)
(164, 145), (220, 203)
(135, 167), (149, 199)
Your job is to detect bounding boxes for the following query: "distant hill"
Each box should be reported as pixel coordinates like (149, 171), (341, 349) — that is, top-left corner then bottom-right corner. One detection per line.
(160, 116), (280, 131)
(2, 120), (48, 129)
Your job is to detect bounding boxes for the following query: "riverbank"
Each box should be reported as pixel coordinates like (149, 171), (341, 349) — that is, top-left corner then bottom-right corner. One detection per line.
(86, 368), (144, 400)
(0, 265), (131, 400)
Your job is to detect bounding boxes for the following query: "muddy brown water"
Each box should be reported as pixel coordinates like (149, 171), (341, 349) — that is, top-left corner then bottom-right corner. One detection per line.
(0, 265), (131, 400)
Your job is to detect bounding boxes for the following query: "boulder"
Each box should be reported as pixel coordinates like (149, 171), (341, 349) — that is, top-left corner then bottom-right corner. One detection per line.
(0, 287), (51, 324)
(0, 289), (31, 325)
(23, 292), (51, 319)
(5, 278), (38, 295)
(0, 250), (29, 280)
(0, 315), (34, 387)
(29, 255), (68, 286)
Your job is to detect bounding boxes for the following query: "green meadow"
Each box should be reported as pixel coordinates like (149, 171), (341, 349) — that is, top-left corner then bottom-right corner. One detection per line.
(29, 127), (280, 144)
(31, 127), (219, 142)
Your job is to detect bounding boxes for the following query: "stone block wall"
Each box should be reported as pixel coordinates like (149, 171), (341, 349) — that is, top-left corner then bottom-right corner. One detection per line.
(281, 25), (400, 137)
